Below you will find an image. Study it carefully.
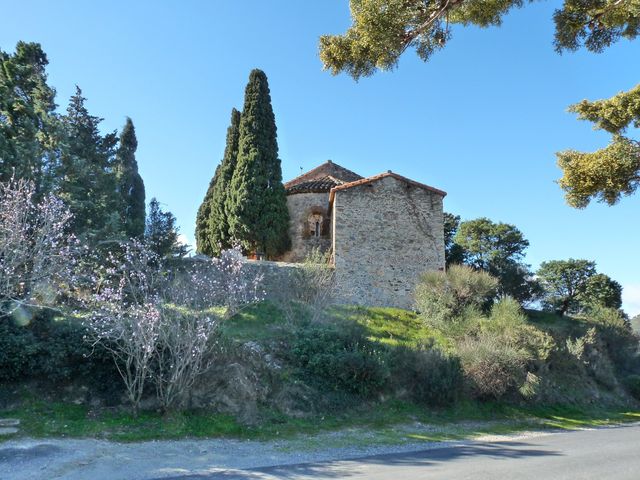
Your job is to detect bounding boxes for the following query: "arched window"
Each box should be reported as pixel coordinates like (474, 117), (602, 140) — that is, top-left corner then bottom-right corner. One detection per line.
(307, 213), (323, 238)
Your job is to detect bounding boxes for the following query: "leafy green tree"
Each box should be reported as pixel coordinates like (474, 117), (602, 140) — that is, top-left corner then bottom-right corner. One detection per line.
(320, 1), (640, 207)
(537, 260), (624, 315)
(145, 198), (188, 259)
(58, 86), (121, 243)
(454, 218), (537, 303)
(581, 273), (623, 310)
(557, 89), (640, 207)
(0, 42), (59, 192)
(196, 108), (241, 256)
(537, 259), (597, 316)
(443, 212), (465, 267)
(115, 118), (146, 238)
(226, 70), (290, 258)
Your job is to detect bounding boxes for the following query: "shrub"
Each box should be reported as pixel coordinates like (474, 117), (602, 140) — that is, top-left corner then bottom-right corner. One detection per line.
(584, 306), (639, 373)
(389, 343), (463, 405)
(287, 322), (389, 397)
(84, 241), (262, 413)
(0, 178), (80, 317)
(457, 334), (531, 399)
(415, 265), (498, 329)
(281, 248), (335, 323)
(565, 327), (619, 389)
(624, 375), (640, 400)
(483, 298), (555, 365)
(487, 297), (527, 330)
(0, 317), (38, 381)
(0, 311), (118, 386)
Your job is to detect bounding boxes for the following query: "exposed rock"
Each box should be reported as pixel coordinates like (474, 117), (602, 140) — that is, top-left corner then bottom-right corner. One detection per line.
(197, 362), (269, 424)
(273, 382), (316, 418)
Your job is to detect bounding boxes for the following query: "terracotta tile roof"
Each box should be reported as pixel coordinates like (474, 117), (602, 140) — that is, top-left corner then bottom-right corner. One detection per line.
(329, 171), (447, 204)
(286, 175), (346, 194)
(285, 160), (363, 189)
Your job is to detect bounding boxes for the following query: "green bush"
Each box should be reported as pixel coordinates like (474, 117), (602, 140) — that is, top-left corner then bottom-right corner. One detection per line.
(454, 299), (555, 400)
(624, 375), (640, 400)
(487, 297), (526, 330)
(583, 306), (639, 373)
(415, 265), (498, 330)
(0, 318), (38, 381)
(483, 298), (555, 365)
(389, 344), (463, 405)
(287, 322), (389, 397)
(0, 311), (118, 387)
(457, 334), (531, 400)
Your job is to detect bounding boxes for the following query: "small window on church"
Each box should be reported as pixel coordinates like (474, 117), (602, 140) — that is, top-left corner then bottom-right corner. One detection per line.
(307, 213), (323, 238)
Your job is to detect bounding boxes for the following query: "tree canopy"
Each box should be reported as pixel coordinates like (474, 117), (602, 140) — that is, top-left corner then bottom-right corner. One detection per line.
(115, 118), (146, 238)
(0, 42), (58, 191)
(453, 217), (538, 303)
(1, 42), (149, 246)
(320, 1), (640, 208)
(557, 87), (640, 208)
(145, 198), (188, 259)
(58, 86), (121, 243)
(320, 0), (639, 78)
(195, 108), (241, 256)
(536, 259), (622, 315)
(443, 212), (465, 266)
(226, 69), (290, 258)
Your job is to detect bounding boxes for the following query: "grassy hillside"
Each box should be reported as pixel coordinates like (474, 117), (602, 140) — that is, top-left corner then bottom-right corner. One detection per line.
(2, 301), (639, 442)
(220, 301), (638, 410)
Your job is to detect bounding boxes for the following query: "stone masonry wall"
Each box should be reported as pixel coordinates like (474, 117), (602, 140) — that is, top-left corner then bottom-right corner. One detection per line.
(183, 257), (306, 305)
(279, 192), (331, 262)
(332, 176), (445, 309)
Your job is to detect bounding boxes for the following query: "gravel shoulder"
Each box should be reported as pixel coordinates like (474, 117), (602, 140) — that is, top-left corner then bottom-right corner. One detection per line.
(0, 419), (600, 480)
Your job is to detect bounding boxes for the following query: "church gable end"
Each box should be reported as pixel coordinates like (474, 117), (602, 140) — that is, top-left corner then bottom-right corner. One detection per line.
(280, 163), (446, 309)
(331, 173), (445, 309)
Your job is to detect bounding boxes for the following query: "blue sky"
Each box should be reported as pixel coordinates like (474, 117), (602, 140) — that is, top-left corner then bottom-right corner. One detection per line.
(3, 1), (639, 315)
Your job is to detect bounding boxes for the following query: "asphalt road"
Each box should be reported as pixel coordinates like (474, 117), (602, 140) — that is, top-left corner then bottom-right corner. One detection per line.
(156, 424), (640, 480)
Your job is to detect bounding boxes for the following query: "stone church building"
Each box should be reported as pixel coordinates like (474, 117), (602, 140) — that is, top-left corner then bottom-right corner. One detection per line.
(280, 161), (446, 309)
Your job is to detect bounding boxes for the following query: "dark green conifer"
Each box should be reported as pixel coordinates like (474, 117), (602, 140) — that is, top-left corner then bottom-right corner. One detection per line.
(115, 117), (146, 238)
(58, 86), (120, 243)
(195, 165), (220, 255)
(195, 108), (241, 256)
(146, 198), (188, 258)
(226, 70), (290, 258)
(0, 42), (58, 193)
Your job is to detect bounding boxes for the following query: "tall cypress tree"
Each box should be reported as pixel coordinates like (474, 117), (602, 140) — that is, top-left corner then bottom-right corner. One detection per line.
(115, 117), (146, 238)
(226, 70), (290, 258)
(195, 165), (219, 255)
(195, 108), (241, 256)
(209, 107), (241, 253)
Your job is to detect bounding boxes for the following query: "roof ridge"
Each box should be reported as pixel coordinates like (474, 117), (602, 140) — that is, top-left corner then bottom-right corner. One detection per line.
(329, 171), (446, 203)
(284, 160), (362, 188)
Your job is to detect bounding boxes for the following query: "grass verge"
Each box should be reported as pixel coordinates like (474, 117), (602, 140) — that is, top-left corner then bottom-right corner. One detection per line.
(2, 399), (639, 445)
